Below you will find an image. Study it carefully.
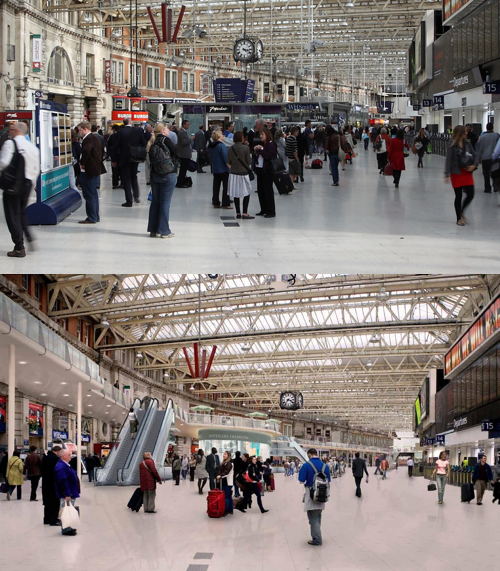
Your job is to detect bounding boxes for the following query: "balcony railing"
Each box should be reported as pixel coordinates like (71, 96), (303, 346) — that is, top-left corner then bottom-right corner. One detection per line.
(173, 405), (280, 432)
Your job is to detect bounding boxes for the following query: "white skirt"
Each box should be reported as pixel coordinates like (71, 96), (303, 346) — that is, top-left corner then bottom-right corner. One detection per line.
(229, 173), (251, 198)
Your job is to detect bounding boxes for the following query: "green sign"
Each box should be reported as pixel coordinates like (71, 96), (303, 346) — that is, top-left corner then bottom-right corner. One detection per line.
(41, 166), (70, 201)
(198, 428), (271, 444)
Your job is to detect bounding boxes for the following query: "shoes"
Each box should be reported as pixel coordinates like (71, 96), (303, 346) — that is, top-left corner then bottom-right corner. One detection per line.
(260, 509), (269, 513)
(7, 248), (26, 257)
(477, 502), (482, 505)
(456, 218), (465, 226)
(176, 183), (191, 188)
(484, 190), (491, 193)
(49, 522), (60, 526)
(213, 204), (221, 208)
(263, 214), (275, 218)
(160, 233), (175, 239)
(308, 541), (321, 546)
(255, 212), (264, 216)
(332, 183), (339, 186)
(222, 205), (232, 209)
(149, 232), (158, 238)
(121, 202), (133, 207)
(30, 499), (38, 502)
(78, 219), (96, 224)
(146, 182), (151, 186)
(300, 176), (304, 182)
(241, 215), (255, 219)
(134, 198), (141, 204)
(236, 214), (242, 219)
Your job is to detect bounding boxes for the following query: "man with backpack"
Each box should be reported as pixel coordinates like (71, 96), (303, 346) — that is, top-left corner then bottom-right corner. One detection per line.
(298, 448), (331, 546)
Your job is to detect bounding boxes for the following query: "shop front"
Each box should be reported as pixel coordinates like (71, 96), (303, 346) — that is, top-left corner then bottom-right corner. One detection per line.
(198, 428), (272, 460)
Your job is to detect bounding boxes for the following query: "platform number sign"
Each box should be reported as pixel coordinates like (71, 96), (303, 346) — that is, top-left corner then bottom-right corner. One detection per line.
(481, 420), (493, 431)
(483, 81), (500, 94)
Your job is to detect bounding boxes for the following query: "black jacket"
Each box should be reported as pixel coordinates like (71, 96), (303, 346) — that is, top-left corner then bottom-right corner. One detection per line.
(247, 462), (262, 482)
(81, 133), (106, 177)
(205, 453), (220, 475)
(112, 126), (146, 165)
(231, 456), (245, 477)
(41, 451), (60, 503)
(444, 141), (476, 176)
(352, 457), (369, 478)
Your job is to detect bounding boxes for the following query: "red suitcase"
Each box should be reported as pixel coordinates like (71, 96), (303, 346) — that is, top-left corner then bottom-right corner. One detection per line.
(207, 488), (226, 518)
(270, 474), (275, 491)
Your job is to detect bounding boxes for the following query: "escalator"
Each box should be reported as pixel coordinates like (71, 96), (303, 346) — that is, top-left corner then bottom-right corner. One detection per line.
(96, 397), (159, 485)
(270, 436), (309, 463)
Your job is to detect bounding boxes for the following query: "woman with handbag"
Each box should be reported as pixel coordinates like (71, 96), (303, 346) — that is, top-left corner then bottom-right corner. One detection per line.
(413, 128), (430, 168)
(387, 129), (410, 188)
(147, 123), (178, 239)
(227, 131), (254, 220)
(5, 450), (24, 500)
(240, 456), (269, 513)
(194, 449), (209, 494)
(253, 128), (277, 218)
(444, 125), (477, 226)
(374, 128), (390, 174)
(431, 451), (450, 504)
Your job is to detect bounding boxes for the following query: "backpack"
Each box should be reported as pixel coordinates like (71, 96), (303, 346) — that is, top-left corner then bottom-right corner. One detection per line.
(0, 139), (26, 196)
(149, 138), (177, 176)
(311, 159), (323, 169)
(308, 460), (330, 503)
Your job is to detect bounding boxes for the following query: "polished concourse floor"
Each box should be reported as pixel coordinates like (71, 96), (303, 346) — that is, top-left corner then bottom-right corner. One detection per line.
(0, 469), (497, 571)
(0, 149), (499, 272)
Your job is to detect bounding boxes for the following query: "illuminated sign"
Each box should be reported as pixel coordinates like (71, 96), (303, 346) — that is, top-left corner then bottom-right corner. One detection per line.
(442, 0), (474, 23)
(444, 295), (499, 376)
(415, 397), (422, 426)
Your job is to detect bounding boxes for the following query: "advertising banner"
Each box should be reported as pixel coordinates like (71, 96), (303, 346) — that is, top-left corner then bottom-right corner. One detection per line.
(444, 295), (499, 376)
(41, 166), (70, 201)
(0, 396), (6, 433)
(442, 0), (474, 24)
(52, 429), (68, 440)
(28, 403), (44, 436)
(104, 60), (112, 93)
(32, 34), (42, 72)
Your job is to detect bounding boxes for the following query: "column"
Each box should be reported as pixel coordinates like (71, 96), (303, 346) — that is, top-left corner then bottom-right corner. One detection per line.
(44, 404), (54, 450)
(76, 381), (82, 480)
(7, 345), (15, 457)
(66, 96), (85, 126)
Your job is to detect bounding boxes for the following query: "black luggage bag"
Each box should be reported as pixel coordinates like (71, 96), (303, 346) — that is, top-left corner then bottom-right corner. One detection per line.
(274, 172), (294, 195)
(127, 487), (143, 512)
(461, 483), (475, 503)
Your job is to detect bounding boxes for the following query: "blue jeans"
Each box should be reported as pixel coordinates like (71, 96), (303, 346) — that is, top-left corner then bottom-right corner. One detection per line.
(80, 173), (100, 222)
(436, 474), (447, 502)
(329, 153), (339, 184)
(147, 173), (176, 235)
(223, 484), (233, 514)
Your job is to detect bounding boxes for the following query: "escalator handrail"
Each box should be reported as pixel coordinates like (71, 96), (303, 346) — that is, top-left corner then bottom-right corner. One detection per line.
(152, 399), (174, 467)
(122, 397), (160, 473)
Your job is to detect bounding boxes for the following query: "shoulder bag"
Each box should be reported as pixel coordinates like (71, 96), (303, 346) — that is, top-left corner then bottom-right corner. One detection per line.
(231, 147), (255, 181)
(0, 140), (26, 196)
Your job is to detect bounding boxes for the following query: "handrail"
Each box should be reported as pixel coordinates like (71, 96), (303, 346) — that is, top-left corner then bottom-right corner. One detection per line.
(186, 412), (280, 432)
(152, 399), (175, 471)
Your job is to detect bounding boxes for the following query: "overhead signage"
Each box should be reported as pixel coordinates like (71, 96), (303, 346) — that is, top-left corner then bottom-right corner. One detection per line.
(377, 101), (394, 114)
(483, 81), (500, 94)
(213, 78), (255, 103)
(422, 99), (433, 107)
(0, 395), (6, 433)
(104, 60), (112, 93)
(81, 434), (91, 443)
(52, 429), (68, 440)
(34, 90), (44, 99)
(435, 434), (446, 445)
(433, 95), (445, 106)
(444, 295), (499, 376)
(198, 428), (272, 444)
(482, 420), (500, 432)
(413, 104), (421, 111)
(424, 437), (435, 445)
(453, 417), (468, 430)
(208, 105), (231, 113)
(286, 103), (319, 111)
(32, 34), (42, 72)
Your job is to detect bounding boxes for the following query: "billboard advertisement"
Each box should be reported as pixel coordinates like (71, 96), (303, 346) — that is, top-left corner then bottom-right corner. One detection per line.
(442, 0), (474, 23)
(0, 396), (6, 433)
(28, 402), (44, 436)
(444, 295), (499, 376)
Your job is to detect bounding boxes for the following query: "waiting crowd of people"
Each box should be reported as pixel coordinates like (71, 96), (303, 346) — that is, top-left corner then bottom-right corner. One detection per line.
(1, 117), (499, 256)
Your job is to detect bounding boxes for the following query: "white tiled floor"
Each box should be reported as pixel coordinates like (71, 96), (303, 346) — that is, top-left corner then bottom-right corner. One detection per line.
(0, 150), (499, 272)
(0, 469), (497, 571)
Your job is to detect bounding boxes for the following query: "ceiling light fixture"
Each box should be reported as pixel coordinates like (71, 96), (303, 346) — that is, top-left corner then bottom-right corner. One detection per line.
(136, 352), (143, 358)
(63, 394), (70, 397)
(106, 404), (111, 407)
(101, 319), (110, 327)
(34, 381), (42, 385)
(18, 361), (28, 365)
(61, 382), (67, 385)
(40, 393), (47, 396)
(189, 385), (195, 391)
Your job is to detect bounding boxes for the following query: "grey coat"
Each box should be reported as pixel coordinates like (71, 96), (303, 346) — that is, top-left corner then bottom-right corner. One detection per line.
(194, 454), (209, 479)
(176, 128), (192, 159)
(475, 131), (500, 163)
(444, 141), (475, 176)
(228, 143), (252, 175)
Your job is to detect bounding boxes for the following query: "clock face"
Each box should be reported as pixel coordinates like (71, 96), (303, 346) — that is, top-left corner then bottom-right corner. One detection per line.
(280, 391), (297, 409)
(296, 392), (304, 409)
(234, 38), (255, 62)
(255, 40), (264, 60)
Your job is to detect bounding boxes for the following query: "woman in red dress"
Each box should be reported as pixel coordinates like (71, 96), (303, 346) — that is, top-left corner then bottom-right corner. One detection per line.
(444, 125), (477, 226)
(387, 130), (410, 188)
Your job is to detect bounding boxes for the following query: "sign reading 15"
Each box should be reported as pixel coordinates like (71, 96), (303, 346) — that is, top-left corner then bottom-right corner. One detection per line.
(481, 421), (493, 431)
(483, 81), (500, 94)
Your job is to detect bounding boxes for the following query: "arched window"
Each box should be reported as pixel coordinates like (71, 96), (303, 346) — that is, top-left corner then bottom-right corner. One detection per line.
(47, 47), (74, 86)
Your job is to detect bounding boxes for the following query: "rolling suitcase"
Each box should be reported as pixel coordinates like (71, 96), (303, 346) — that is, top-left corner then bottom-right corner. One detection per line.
(273, 172), (294, 195)
(461, 483), (475, 503)
(127, 487), (143, 512)
(311, 159), (323, 169)
(269, 474), (275, 491)
(207, 485), (225, 518)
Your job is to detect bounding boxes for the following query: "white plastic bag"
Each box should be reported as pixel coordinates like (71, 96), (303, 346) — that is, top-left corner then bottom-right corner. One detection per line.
(61, 503), (79, 530)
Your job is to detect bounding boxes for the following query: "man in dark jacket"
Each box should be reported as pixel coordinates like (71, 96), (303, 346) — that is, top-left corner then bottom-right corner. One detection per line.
(106, 124), (121, 188)
(175, 119), (193, 187)
(205, 447), (220, 490)
(472, 454), (494, 505)
(231, 451), (245, 497)
(139, 451), (162, 513)
(77, 121), (105, 224)
(41, 445), (62, 525)
(24, 445), (42, 501)
(352, 452), (369, 497)
(111, 118), (146, 206)
(193, 125), (207, 173)
(54, 448), (81, 536)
